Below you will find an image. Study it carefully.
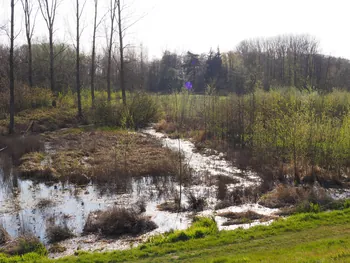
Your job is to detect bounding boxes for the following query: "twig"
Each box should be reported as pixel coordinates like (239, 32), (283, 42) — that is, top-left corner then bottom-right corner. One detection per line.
(0, 146), (8, 152)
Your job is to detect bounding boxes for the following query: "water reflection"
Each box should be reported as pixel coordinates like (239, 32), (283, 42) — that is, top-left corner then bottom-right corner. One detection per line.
(0, 161), (177, 244)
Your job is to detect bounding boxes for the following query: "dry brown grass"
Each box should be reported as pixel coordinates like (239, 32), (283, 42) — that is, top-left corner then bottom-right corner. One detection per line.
(219, 210), (265, 226)
(186, 191), (207, 212)
(48, 244), (67, 253)
(0, 135), (43, 164)
(157, 201), (186, 213)
(36, 198), (55, 209)
(155, 120), (178, 134)
(46, 225), (74, 243)
(0, 234), (44, 256)
(0, 226), (10, 245)
(258, 184), (332, 208)
(18, 129), (180, 184)
(18, 152), (58, 181)
(83, 207), (157, 237)
(218, 210), (263, 220)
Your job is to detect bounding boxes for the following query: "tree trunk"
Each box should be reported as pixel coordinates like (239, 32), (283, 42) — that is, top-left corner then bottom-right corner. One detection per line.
(76, 0), (82, 118)
(117, 0), (126, 105)
(90, 0), (98, 107)
(9, 0), (15, 134)
(106, 1), (116, 102)
(49, 31), (55, 93)
(28, 39), (33, 87)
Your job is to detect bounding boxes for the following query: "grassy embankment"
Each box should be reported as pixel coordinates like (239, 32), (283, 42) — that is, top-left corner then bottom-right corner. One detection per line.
(0, 209), (350, 262)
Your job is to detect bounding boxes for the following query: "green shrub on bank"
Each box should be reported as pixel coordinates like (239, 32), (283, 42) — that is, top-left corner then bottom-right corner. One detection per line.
(158, 88), (350, 181)
(91, 92), (161, 129)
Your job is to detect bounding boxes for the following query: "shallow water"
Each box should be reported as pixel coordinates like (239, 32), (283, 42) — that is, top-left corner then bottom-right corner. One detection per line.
(0, 128), (279, 257)
(141, 128), (261, 188)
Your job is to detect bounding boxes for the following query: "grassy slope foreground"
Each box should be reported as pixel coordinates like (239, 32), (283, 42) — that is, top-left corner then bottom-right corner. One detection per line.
(1, 209), (350, 262)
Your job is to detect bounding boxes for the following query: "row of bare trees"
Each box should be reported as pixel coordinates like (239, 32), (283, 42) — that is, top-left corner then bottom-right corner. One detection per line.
(4, 0), (138, 132)
(3, 1), (350, 134)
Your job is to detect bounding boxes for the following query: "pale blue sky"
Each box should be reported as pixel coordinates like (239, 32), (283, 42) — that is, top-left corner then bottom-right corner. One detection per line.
(1, 0), (349, 59)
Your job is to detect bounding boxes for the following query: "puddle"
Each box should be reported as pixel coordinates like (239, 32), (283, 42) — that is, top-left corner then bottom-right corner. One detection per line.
(0, 128), (279, 258)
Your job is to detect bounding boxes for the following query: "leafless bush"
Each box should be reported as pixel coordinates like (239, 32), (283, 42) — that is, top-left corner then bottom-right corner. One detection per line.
(135, 199), (146, 214)
(215, 186), (260, 210)
(186, 191), (206, 212)
(46, 225), (74, 243)
(83, 207), (157, 237)
(258, 184), (333, 208)
(36, 198), (55, 209)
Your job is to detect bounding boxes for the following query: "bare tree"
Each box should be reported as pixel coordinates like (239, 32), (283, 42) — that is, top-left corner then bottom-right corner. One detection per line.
(90, 0), (105, 107)
(9, 0), (15, 134)
(75, 0), (86, 118)
(38, 0), (61, 93)
(116, 0), (146, 105)
(90, 0), (98, 107)
(116, 0), (125, 105)
(106, 0), (117, 101)
(21, 0), (37, 88)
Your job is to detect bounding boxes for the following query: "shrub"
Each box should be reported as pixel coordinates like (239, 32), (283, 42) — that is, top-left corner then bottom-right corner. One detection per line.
(344, 199), (350, 209)
(0, 235), (47, 256)
(0, 85), (52, 113)
(36, 198), (54, 209)
(83, 207), (157, 237)
(297, 202), (321, 213)
(186, 191), (206, 212)
(46, 225), (74, 243)
(127, 92), (161, 129)
(91, 92), (161, 129)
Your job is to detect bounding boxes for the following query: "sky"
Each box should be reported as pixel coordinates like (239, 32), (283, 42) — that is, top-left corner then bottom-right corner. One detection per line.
(0, 0), (349, 59)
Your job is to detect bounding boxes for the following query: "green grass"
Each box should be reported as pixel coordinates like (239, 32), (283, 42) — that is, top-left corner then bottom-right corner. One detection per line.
(1, 210), (350, 262)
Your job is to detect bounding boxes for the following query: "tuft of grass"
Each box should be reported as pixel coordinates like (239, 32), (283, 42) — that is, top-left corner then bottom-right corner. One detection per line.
(218, 210), (265, 226)
(46, 225), (74, 244)
(0, 234), (47, 256)
(83, 207), (157, 237)
(258, 184), (332, 209)
(48, 244), (67, 254)
(185, 192), (207, 212)
(157, 201), (186, 213)
(36, 198), (55, 209)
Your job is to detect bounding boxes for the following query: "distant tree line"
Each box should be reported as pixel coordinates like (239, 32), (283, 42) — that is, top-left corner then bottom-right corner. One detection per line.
(1, 34), (350, 98)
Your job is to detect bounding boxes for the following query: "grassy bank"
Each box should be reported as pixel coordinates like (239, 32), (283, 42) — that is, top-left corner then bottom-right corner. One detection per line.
(0, 209), (350, 262)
